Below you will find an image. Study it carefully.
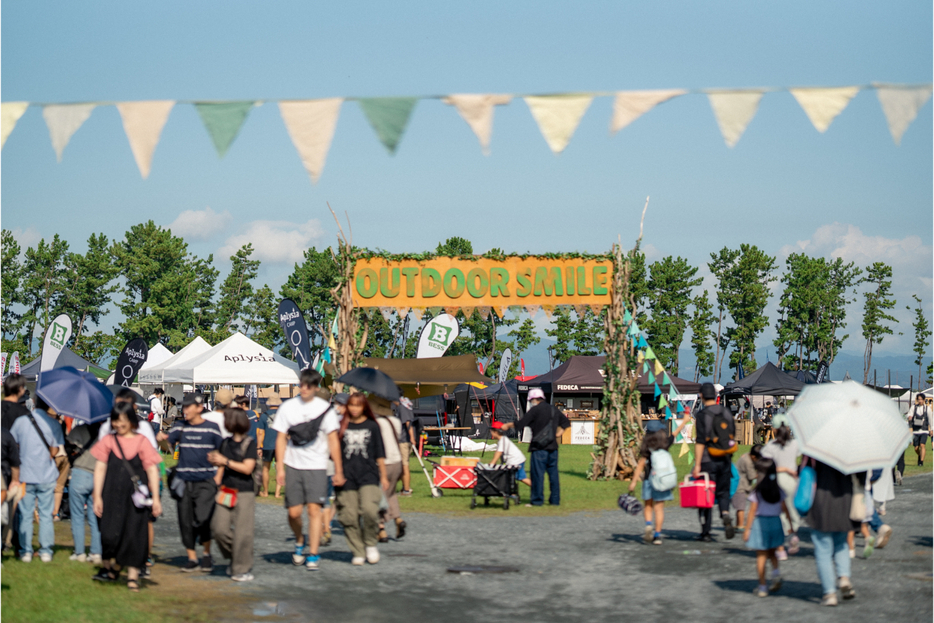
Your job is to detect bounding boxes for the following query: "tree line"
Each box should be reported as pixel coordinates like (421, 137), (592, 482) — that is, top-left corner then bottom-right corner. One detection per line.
(1, 225), (929, 386)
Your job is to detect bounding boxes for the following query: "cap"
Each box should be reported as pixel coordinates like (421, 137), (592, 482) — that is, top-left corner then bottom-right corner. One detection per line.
(265, 394), (282, 407)
(333, 393), (350, 405)
(491, 421), (504, 430)
(215, 388), (234, 407)
(700, 383), (717, 400)
(645, 420), (666, 434)
(528, 388), (546, 401)
(182, 393), (204, 407)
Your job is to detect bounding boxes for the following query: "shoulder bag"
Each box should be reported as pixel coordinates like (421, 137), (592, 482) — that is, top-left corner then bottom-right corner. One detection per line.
(112, 434), (154, 509)
(25, 413), (58, 461)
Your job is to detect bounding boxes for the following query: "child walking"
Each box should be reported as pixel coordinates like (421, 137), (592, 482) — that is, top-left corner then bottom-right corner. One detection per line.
(742, 458), (787, 597)
(626, 417), (690, 545)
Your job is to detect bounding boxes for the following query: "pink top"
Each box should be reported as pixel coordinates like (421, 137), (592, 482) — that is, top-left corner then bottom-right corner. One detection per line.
(91, 433), (163, 471)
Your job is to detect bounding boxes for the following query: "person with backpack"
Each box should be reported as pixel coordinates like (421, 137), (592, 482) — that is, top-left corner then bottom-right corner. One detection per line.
(909, 394), (931, 466)
(66, 421), (104, 563)
(207, 408), (258, 582)
(742, 458), (787, 597)
(499, 388), (570, 507)
(691, 383), (737, 542)
(761, 415), (801, 559)
(627, 417), (691, 544)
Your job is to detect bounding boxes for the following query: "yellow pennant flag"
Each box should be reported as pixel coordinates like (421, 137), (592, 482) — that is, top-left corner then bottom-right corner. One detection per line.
(1, 102), (29, 148)
(654, 359), (664, 375)
(524, 94), (593, 154)
(679, 442), (689, 458)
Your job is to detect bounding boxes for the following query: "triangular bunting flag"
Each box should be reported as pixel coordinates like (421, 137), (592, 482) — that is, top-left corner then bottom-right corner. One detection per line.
(195, 101), (257, 157)
(647, 371), (655, 384)
(654, 359), (664, 376)
(789, 87), (858, 133)
(654, 384), (661, 399)
(378, 307), (394, 323)
(658, 395), (668, 409)
(358, 97), (418, 154)
(676, 401), (685, 413)
(589, 304), (602, 316)
(706, 90), (764, 147)
(642, 361), (649, 374)
(428, 307), (442, 316)
(623, 310), (633, 323)
(644, 346), (656, 360)
(637, 351), (645, 364)
(542, 305), (555, 319)
(411, 308), (425, 321)
(665, 406), (672, 419)
(524, 94), (593, 154)
(395, 306), (410, 318)
(678, 442), (689, 458)
(444, 306), (459, 316)
(610, 89), (685, 134)
(477, 306), (491, 320)
(875, 85), (933, 145)
(1, 102), (29, 148)
(573, 304), (588, 317)
(688, 448), (695, 465)
(442, 94), (511, 154)
(525, 305), (540, 318)
(669, 387), (678, 401)
(279, 99), (343, 184)
(42, 104), (95, 161)
(116, 100), (175, 179)
(461, 307), (475, 319)
(663, 372), (672, 385)
(638, 336), (648, 349)
(494, 306), (508, 319)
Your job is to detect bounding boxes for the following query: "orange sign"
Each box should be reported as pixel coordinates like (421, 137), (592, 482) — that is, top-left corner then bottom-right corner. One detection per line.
(352, 257), (612, 308)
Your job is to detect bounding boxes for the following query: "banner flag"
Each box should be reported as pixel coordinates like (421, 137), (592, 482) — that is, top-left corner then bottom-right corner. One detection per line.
(39, 314), (72, 373)
(378, 307), (394, 323)
(477, 306), (491, 320)
(116, 100), (175, 178)
(654, 359), (664, 376)
(610, 89), (685, 134)
(358, 97), (418, 154)
(658, 395), (668, 409)
(707, 90), (763, 147)
(278, 298), (312, 370)
(622, 309), (633, 323)
(411, 308), (425, 321)
(665, 406), (672, 419)
(679, 441), (689, 458)
(642, 361), (649, 374)
(637, 351), (645, 364)
(647, 371), (655, 384)
(417, 313), (459, 358)
(644, 346), (656, 360)
(113, 338), (149, 387)
(279, 98), (343, 183)
(493, 306), (508, 319)
(524, 305), (540, 318)
(1, 102), (29, 148)
(875, 85), (933, 145)
(1, 353), (6, 377)
(11, 352), (20, 375)
(524, 95), (593, 154)
(520, 358), (525, 376)
(654, 384), (660, 399)
(663, 372), (672, 385)
(789, 87), (858, 133)
(312, 352), (323, 375)
(442, 94), (511, 155)
(195, 101), (256, 157)
(499, 348), (513, 383)
(42, 104), (96, 161)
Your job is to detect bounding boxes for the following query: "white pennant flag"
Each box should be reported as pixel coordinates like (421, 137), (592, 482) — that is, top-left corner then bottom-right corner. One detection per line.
(789, 87), (859, 133)
(116, 101), (175, 179)
(1, 102), (29, 148)
(707, 90), (764, 147)
(43, 103), (96, 161)
(524, 94), (594, 154)
(875, 85), (932, 145)
(442, 94), (511, 154)
(610, 89), (685, 134)
(279, 99), (343, 184)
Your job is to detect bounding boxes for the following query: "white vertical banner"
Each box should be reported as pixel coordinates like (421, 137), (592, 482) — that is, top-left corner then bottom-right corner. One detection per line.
(42, 104), (96, 161)
(498, 348), (513, 384)
(1, 352), (7, 377)
(707, 90), (764, 147)
(116, 100), (175, 179)
(279, 98), (343, 184)
(11, 352), (20, 375)
(875, 85), (933, 145)
(39, 314), (72, 373)
(610, 89), (686, 134)
(442, 94), (512, 155)
(524, 94), (594, 154)
(416, 314), (460, 358)
(789, 87), (859, 133)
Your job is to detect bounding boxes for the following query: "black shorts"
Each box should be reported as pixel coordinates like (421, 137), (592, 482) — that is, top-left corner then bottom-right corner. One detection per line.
(913, 434), (929, 447)
(262, 449), (276, 463)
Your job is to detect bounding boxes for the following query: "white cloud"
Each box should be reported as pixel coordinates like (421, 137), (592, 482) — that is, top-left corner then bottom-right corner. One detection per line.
(218, 219), (327, 264)
(9, 227), (42, 252)
(168, 206), (233, 241)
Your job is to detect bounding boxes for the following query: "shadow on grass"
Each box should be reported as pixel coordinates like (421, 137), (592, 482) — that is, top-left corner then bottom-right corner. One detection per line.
(712, 579), (821, 603)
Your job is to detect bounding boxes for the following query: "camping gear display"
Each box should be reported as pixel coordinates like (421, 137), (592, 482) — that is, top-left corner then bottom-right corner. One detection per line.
(679, 473), (716, 509)
(336, 367), (402, 401)
(36, 367), (113, 424)
(471, 464), (519, 509)
(786, 380), (911, 474)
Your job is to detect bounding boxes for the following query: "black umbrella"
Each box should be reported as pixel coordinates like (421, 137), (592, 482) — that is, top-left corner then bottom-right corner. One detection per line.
(106, 385), (149, 409)
(336, 368), (401, 401)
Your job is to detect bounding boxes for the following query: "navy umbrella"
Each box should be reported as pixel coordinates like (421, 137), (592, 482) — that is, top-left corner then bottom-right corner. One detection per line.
(336, 367), (401, 401)
(36, 366), (114, 423)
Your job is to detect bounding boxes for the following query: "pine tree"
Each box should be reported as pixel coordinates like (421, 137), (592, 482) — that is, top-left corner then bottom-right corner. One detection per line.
(242, 284), (280, 351)
(1, 230), (25, 347)
(545, 308), (574, 365)
(689, 290), (716, 381)
(908, 294), (931, 391)
(215, 243), (260, 336)
(861, 262), (898, 384)
(280, 247), (339, 350)
(645, 256), (702, 372)
(62, 233), (120, 351)
(21, 235), (71, 356)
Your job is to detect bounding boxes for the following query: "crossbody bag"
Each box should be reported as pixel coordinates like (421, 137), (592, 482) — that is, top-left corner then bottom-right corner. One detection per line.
(25, 413), (58, 461)
(112, 434), (154, 509)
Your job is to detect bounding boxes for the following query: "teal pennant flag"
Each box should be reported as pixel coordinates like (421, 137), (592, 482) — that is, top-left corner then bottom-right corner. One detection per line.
(358, 97), (418, 154)
(195, 101), (256, 157)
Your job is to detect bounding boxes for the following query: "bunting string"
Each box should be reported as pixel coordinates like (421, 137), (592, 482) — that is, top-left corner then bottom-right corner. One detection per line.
(1, 82), (929, 181)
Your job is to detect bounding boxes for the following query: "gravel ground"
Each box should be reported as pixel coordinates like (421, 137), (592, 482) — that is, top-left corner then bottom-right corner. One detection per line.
(152, 474), (933, 623)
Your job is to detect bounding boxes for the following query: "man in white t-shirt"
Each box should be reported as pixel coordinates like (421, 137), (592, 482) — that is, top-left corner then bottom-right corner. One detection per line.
(148, 388), (165, 431)
(488, 421), (531, 487)
(273, 369), (344, 571)
(201, 388), (232, 439)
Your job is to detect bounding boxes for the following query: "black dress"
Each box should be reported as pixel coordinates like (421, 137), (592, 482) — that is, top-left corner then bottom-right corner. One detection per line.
(99, 440), (149, 569)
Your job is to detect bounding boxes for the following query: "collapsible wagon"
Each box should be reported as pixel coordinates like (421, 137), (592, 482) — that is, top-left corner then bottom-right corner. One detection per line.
(470, 464), (519, 509)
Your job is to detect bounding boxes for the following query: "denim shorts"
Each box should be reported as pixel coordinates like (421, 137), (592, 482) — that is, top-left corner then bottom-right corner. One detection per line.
(516, 463), (527, 481)
(642, 478), (674, 502)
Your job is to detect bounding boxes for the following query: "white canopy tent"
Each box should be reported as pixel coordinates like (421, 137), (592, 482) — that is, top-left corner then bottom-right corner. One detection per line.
(138, 336), (213, 384)
(162, 332), (300, 385)
(140, 343), (174, 370)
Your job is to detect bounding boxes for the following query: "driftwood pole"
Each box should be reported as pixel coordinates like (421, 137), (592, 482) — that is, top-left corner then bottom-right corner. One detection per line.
(329, 206), (368, 392)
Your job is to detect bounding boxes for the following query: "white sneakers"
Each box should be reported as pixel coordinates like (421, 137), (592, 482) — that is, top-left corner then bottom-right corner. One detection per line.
(20, 553), (32, 563)
(69, 553), (87, 562)
(876, 524), (893, 549)
(351, 557), (365, 566)
(87, 554), (102, 564)
(365, 546), (380, 565)
(38, 552), (53, 563)
(231, 573), (254, 582)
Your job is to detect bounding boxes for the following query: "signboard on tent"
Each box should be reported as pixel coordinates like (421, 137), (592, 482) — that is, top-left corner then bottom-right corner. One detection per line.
(39, 314), (72, 373)
(113, 338), (149, 387)
(416, 314), (459, 358)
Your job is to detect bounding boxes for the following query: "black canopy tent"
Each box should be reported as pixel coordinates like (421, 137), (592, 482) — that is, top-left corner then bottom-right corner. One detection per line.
(453, 379), (521, 433)
(721, 362), (805, 397)
(19, 347), (111, 382)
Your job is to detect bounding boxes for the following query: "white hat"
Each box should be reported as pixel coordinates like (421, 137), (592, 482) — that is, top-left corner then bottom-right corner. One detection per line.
(528, 388), (546, 401)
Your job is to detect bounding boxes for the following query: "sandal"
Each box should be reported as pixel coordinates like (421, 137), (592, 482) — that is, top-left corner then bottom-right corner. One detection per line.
(93, 568), (119, 583)
(127, 579), (140, 593)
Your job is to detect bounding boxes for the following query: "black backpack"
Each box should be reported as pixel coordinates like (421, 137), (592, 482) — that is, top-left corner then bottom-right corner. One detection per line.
(703, 404), (737, 457)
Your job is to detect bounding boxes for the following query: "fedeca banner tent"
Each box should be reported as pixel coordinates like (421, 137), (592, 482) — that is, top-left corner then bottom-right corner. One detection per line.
(277, 298), (312, 370)
(416, 314), (460, 358)
(113, 338), (149, 387)
(39, 314), (72, 373)
(162, 332), (299, 385)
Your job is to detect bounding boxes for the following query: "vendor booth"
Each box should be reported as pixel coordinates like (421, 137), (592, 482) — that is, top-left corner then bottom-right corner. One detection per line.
(138, 336), (213, 400)
(721, 362), (805, 398)
(19, 347), (110, 381)
(161, 332), (300, 385)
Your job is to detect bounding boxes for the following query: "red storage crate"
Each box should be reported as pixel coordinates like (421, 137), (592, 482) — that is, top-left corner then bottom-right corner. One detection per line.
(433, 465), (477, 489)
(679, 473), (716, 508)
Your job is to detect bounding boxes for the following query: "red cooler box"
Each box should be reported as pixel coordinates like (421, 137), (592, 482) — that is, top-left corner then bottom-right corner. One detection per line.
(679, 473), (716, 508)
(433, 466), (477, 489)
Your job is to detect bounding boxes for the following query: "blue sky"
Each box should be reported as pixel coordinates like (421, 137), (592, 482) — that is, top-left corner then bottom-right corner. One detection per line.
(2, 1), (931, 360)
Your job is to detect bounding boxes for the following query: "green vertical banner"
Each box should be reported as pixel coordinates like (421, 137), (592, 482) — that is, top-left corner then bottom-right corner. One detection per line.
(358, 97), (418, 154)
(195, 101), (256, 157)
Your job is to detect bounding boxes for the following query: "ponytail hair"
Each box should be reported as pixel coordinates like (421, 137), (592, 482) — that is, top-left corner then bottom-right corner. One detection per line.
(754, 458), (781, 504)
(773, 425), (792, 447)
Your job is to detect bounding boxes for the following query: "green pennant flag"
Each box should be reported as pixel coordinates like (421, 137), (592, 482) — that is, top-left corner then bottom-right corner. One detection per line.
(669, 387), (678, 401)
(647, 371), (655, 384)
(663, 372), (672, 385)
(358, 97), (418, 154)
(195, 101), (256, 157)
(623, 310), (633, 323)
(658, 395), (668, 408)
(645, 346), (656, 360)
(642, 361), (649, 374)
